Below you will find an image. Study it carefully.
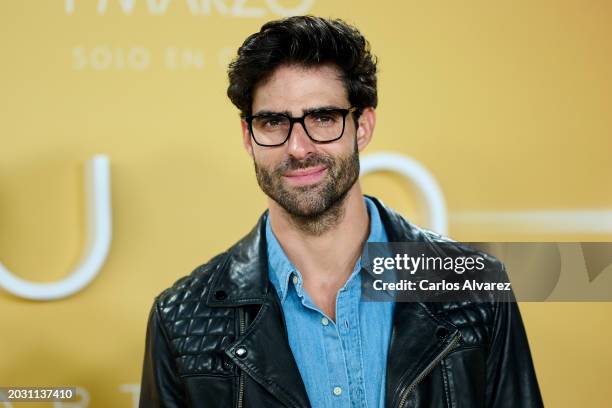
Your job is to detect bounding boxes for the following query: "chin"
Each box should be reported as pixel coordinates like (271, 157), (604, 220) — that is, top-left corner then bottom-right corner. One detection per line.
(280, 200), (327, 218)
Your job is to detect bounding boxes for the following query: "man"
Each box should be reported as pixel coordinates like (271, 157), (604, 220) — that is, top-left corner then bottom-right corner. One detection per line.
(140, 16), (543, 407)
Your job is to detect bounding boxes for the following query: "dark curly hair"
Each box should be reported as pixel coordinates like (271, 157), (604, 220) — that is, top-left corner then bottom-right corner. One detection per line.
(227, 15), (378, 118)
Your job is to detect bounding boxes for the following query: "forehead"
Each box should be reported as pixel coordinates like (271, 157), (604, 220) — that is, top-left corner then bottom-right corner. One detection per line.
(252, 64), (349, 114)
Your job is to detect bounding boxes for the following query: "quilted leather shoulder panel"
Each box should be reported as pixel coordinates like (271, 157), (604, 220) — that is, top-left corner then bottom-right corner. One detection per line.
(416, 228), (502, 349)
(155, 252), (237, 377)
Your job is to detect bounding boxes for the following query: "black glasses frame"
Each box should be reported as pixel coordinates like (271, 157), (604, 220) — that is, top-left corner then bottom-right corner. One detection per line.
(244, 107), (358, 147)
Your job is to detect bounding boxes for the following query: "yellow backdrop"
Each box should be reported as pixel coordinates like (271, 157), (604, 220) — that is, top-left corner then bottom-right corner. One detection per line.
(1, 1), (611, 406)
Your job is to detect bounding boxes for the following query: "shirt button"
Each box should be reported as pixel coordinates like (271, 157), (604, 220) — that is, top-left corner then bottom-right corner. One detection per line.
(321, 317), (329, 326)
(333, 386), (342, 396)
(292, 276), (299, 285)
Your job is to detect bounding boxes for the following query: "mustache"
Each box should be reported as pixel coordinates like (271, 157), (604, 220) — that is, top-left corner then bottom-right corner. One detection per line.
(275, 154), (334, 174)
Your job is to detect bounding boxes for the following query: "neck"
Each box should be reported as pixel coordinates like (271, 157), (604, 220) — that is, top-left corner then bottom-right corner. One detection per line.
(267, 183), (370, 292)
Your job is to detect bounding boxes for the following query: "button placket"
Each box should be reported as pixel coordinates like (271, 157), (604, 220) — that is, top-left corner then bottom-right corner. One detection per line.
(340, 275), (368, 406)
(319, 297), (349, 407)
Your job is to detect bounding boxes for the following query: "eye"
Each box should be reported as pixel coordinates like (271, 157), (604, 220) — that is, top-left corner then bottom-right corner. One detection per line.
(313, 113), (336, 123)
(254, 115), (288, 130)
(310, 111), (341, 125)
(263, 118), (282, 127)
(307, 110), (342, 127)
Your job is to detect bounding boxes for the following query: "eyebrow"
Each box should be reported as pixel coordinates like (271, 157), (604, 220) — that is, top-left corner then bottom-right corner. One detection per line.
(252, 105), (345, 117)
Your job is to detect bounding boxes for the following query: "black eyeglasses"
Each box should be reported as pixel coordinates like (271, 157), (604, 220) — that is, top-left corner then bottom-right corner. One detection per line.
(244, 107), (358, 147)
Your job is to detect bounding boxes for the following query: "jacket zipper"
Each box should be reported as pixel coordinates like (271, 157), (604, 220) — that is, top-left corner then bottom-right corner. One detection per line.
(395, 332), (461, 408)
(237, 307), (246, 408)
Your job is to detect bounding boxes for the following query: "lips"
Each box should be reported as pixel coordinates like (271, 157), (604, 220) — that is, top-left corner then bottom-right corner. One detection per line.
(282, 165), (327, 186)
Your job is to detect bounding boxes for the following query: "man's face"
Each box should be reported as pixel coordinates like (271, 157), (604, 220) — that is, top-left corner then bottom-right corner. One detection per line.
(241, 64), (362, 218)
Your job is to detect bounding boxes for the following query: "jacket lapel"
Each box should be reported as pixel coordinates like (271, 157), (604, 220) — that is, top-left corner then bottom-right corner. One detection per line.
(226, 296), (311, 408)
(369, 196), (461, 407)
(207, 211), (311, 407)
(385, 302), (460, 407)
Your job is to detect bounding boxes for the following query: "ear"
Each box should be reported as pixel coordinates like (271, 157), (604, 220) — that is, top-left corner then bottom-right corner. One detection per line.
(355, 107), (376, 152)
(240, 119), (254, 158)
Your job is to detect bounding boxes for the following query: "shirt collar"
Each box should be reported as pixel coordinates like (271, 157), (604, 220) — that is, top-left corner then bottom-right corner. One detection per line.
(266, 196), (389, 303)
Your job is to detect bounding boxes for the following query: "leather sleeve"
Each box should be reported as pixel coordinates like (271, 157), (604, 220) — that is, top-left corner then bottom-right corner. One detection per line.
(486, 298), (544, 407)
(139, 301), (188, 408)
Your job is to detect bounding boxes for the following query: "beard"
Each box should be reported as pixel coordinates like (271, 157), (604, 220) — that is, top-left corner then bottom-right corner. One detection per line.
(254, 138), (360, 230)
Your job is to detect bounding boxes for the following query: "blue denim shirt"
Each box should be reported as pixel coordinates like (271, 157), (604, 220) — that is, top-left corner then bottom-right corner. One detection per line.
(266, 196), (393, 407)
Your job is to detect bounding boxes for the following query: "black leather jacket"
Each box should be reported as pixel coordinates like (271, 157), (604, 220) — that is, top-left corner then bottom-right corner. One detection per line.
(140, 197), (543, 407)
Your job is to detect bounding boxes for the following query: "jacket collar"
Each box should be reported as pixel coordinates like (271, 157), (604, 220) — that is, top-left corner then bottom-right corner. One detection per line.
(206, 195), (423, 307)
(205, 211), (270, 307)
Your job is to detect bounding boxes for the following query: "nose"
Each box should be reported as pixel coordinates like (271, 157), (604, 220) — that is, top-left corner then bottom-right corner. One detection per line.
(286, 121), (316, 160)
